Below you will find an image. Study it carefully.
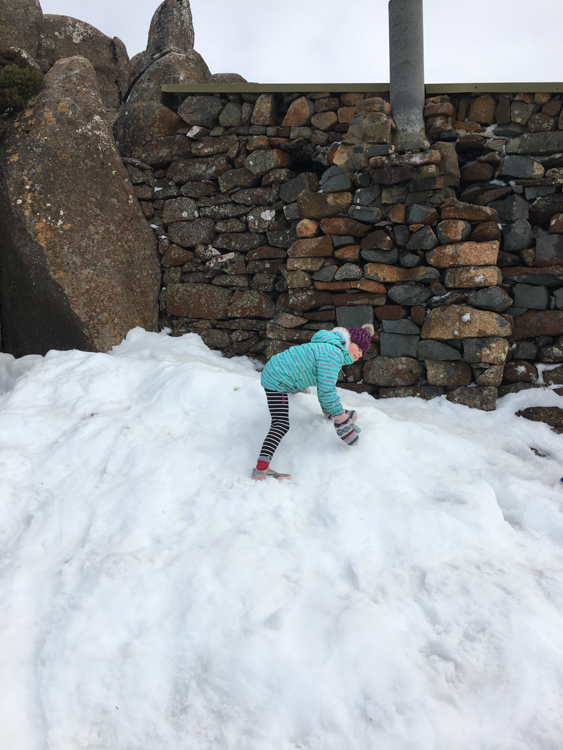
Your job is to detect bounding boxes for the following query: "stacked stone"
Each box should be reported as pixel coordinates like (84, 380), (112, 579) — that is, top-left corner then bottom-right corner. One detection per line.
(422, 92), (563, 399)
(124, 88), (563, 410)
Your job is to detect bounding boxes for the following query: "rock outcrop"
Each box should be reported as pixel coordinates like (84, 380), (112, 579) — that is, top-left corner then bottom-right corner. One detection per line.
(115, 0), (212, 164)
(0, 56), (160, 356)
(0, 0), (42, 57)
(36, 15), (131, 120)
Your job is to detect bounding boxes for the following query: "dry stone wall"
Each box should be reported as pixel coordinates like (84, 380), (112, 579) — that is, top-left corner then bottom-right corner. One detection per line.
(122, 89), (563, 410)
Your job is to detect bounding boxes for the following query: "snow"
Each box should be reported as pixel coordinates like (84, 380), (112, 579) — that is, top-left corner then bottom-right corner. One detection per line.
(1, 328), (563, 750)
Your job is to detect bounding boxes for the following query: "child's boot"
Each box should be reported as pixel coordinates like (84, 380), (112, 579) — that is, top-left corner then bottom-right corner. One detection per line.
(252, 467), (291, 481)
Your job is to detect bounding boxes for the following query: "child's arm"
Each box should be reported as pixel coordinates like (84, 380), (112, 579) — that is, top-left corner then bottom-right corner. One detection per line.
(316, 349), (346, 417)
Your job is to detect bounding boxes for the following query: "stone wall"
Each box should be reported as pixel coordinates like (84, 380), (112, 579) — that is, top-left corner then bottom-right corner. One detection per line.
(121, 88), (563, 410)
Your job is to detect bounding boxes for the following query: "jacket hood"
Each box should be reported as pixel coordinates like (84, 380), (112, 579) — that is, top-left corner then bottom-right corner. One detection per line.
(311, 328), (354, 365)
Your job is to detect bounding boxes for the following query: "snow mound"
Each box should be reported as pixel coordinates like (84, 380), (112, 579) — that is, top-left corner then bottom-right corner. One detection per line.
(1, 328), (563, 750)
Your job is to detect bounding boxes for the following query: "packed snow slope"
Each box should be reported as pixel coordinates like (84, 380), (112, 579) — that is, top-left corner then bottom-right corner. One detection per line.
(1, 329), (563, 750)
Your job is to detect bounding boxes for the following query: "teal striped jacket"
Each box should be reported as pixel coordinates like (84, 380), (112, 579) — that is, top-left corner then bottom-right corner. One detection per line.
(261, 328), (353, 417)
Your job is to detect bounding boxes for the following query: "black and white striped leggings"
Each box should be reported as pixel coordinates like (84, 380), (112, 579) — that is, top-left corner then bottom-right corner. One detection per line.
(258, 389), (290, 462)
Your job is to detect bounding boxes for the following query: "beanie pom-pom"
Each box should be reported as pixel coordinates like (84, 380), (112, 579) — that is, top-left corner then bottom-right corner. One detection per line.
(361, 324), (375, 336)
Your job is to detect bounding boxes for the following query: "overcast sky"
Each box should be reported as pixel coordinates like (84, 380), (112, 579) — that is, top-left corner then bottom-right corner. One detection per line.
(39, 0), (563, 85)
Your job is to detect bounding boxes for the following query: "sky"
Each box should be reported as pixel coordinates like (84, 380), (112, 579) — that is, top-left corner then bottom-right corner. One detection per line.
(38, 0), (563, 85)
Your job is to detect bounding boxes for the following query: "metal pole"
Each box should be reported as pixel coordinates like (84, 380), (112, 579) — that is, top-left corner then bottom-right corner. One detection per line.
(389, 0), (429, 151)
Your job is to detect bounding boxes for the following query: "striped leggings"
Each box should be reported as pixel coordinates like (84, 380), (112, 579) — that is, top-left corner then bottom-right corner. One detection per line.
(258, 389), (290, 462)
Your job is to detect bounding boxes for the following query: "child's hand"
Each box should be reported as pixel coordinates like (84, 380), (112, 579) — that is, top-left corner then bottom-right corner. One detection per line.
(334, 410), (357, 424)
(334, 412), (360, 446)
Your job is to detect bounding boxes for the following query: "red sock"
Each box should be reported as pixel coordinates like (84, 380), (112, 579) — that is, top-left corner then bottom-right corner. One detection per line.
(256, 460), (269, 471)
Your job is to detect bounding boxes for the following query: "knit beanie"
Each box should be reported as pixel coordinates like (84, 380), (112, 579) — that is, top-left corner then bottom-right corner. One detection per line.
(348, 324), (374, 356)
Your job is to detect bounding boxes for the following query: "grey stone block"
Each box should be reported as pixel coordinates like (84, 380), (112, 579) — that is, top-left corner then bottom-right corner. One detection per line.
(399, 252), (421, 268)
(279, 174), (316, 204)
(506, 131), (563, 155)
(502, 219), (532, 252)
(336, 305), (374, 328)
(500, 156), (543, 179)
(524, 186), (555, 201)
(312, 266), (338, 282)
(388, 283), (431, 306)
(513, 283), (549, 309)
(510, 341), (539, 360)
(382, 319), (420, 335)
(333, 235), (355, 248)
(361, 248), (399, 264)
(418, 340), (462, 361)
(393, 225), (410, 247)
(379, 333), (420, 358)
(406, 225), (438, 251)
(335, 263), (363, 281)
(467, 286), (513, 313)
(348, 205), (382, 223)
(354, 185), (381, 205)
(489, 194), (529, 222)
(407, 204), (437, 224)
(554, 288), (563, 310)
(319, 166), (352, 194)
(463, 338), (507, 363)
(536, 234), (563, 264)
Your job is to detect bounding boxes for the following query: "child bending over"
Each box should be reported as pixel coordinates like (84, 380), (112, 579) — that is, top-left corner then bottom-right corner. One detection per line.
(252, 324), (374, 480)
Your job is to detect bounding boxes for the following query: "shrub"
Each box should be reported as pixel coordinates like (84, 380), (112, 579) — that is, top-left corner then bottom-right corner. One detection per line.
(0, 64), (43, 115)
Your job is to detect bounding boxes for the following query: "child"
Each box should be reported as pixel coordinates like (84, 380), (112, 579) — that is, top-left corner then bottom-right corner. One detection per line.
(252, 324), (374, 480)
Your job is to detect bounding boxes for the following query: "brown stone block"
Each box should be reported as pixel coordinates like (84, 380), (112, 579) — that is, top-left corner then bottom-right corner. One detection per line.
(287, 270), (312, 288)
(444, 265), (502, 288)
(227, 290), (276, 318)
(388, 204), (407, 223)
(543, 366), (563, 385)
(314, 97), (341, 113)
(296, 219), (320, 238)
(503, 360), (538, 383)
(516, 406), (563, 428)
(364, 264), (439, 283)
(288, 289), (333, 310)
(424, 102), (457, 119)
(251, 94), (277, 126)
(162, 245), (195, 267)
(167, 283), (231, 319)
(356, 97), (392, 115)
(246, 246), (287, 260)
(331, 293), (386, 307)
(543, 99), (562, 118)
(218, 167), (260, 193)
(411, 306), (427, 327)
(314, 281), (352, 291)
(440, 200), (499, 222)
(351, 279), (387, 293)
(320, 218), (369, 237)
(287, 257), (325, 272)
(476, 365), (504, 387)
(337, 107), (356, 124)
(245, 135), (271, 152)
(426, 241), (499, 269)
(364, 356), (425, 387)
(437, 220), (470, 244)
(375, 305), (406, 321)
(361, 231), (394, 252)
(511, 310), (563, 340)
(461, 163), (495, 184)
(282, 97), (315, 127)
(311, 112), (338, 131)
(335, 246), (360, 262)
(288, 235), (334, 258)
(446, 387), (498, 411)
(467, 95), (497, 124)
(341, 93), (364, 107)
(297, 191), (352, 220)
(421, 306), (512, 340)
(426, 360), (472, 387)
(470, 222), (501, 242)
(456, 121), (485, 133)
(550, 214), (563, 233)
